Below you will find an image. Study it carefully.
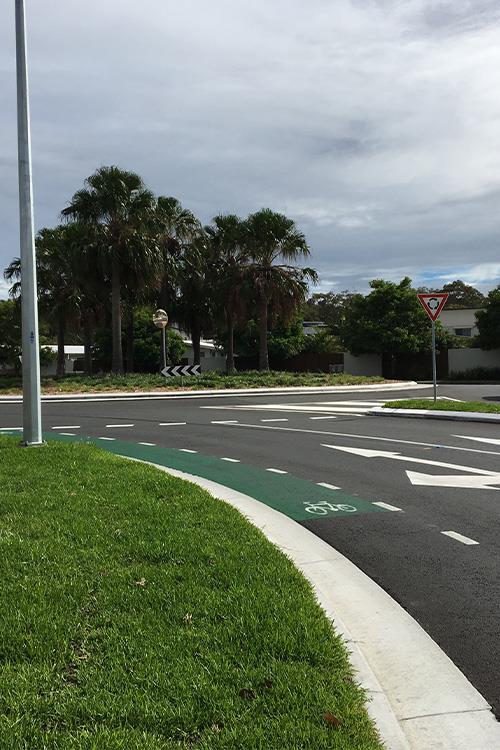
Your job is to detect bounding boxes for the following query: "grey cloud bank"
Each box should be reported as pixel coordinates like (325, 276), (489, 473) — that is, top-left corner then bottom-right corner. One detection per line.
(1, 0), (499, 297)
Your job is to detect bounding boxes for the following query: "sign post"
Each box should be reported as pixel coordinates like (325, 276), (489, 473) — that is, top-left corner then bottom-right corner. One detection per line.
(152, 309), (169, 371)
(417, 293), (449, 404)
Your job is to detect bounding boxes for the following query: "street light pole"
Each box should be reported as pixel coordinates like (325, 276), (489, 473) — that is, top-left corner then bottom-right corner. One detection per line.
(15, 0), (42, 445)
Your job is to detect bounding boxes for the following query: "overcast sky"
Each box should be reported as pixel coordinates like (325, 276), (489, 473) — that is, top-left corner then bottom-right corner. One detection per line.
(1, 0), (500, 299)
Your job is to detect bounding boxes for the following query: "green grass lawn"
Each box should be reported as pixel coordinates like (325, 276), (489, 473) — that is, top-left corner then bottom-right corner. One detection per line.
(0, 370), (386, 395)
(384, 398), (500, 414)
(0, 437), (382, 750)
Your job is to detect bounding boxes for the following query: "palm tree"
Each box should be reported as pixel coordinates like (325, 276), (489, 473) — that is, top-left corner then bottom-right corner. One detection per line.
(155, 196), (201, 312)
(244, 209), (317, 370)
(175, 233), (213, 366)
(61, 166), (157, 373)
(206, 214), (247, 374)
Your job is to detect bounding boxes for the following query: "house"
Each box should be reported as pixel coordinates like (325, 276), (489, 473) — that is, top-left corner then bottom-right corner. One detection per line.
(439, 308), (482, 338)
(180, 338), (227, 372)
(302, 321), (330, 336)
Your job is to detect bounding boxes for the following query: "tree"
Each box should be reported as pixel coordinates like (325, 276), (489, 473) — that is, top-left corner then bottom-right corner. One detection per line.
(175, 234), (213, 366)
(476, 286), (500, 350)
(62, 166), (157, 373)
(243, 209), (317, 370)
(437, 280), (485, 309)
(206, 214), (247, 373)
(303, 291), (360, 333)
(0, 300), (22, 372)
(341, 277), (447, 374)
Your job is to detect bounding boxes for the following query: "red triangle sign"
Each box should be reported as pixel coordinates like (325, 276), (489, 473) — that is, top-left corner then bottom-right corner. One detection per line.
(417, 292), (449, 322)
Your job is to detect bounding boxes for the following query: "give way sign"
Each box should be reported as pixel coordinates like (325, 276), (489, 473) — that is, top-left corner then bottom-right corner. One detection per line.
(417, 292), (449, 321)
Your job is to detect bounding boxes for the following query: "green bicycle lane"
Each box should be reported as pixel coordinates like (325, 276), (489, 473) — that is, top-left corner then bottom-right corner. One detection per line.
(35, 431), (388, 522)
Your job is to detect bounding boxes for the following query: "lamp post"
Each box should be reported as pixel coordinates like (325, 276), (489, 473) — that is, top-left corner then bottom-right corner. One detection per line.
(153, 309), (169, 371)
(15, 0), (42, 445)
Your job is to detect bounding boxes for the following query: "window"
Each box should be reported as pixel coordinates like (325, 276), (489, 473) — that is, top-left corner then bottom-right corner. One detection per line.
(454, 327), (472, 337)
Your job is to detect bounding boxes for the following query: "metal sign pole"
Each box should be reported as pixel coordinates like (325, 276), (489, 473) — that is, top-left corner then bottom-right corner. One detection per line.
(15, 0), (42, 446)
(161, 327), (167, 370)
(431, 320), (437, 404)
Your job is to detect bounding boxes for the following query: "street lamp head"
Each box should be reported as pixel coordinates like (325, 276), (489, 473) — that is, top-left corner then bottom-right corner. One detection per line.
(153, 309), (168, 329)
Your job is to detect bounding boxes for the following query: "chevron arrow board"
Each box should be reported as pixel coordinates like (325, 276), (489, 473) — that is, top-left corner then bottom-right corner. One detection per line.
(161, 365), (201, 377)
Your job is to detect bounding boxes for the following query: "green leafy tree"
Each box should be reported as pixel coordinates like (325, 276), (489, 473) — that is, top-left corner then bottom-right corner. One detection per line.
(175, 234), (214, 366)
(341, 277), (447, 374)
(244, 209), (317, 370)
(303, 291), (360, 333)
(206, 214), (247, 373)
(476, 286), (500, 349)
(62, 166), (158, 373)
(439, 280), (485, 309)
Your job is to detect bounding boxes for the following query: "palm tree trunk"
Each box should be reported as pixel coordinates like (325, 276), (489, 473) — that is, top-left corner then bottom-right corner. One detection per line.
(111, 253), (123, 373)
(82, 311), (93, 375)
(258, 295), (269, 371)
(125, 307), (134, 373)
(191, 320), (201, 366)
(226, 310), (235, 374)
(56, 311), (66, 378)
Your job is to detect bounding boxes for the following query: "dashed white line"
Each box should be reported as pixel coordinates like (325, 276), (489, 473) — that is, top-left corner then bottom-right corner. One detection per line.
(179, 448), (197, 453)
(0, 427), (22, 431)
(210, 420), (239, 424)
(261, 418), (288, 422)
(138, 441), (156, 446)
(441, 530), (479, 546)
(59, 432), (76, 436)
(106, 424), (134, 428)
(159, 421), (187, 426)
(309, 416), (338, 420)
(266, 468), (288, 474)
(317, 482), (341, 490)
(221, 457), (240, 463)
(373, 501), (402, 512)
(52, 425), (80, 430)
(98, 437), (116, 441)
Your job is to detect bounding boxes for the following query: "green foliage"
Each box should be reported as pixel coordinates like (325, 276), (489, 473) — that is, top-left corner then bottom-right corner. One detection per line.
(385, 398), (500, 413)
(440, 280), (485, 309)
(132, 309), (185, 371)
(303, 329), (341, 355)
(341, 277), (447, 356)
(476, 286), (500, 350)
(303, 291), (361, 334)
(0, 300), (53, 373)
(268, 318), (308, 359)
(448, 366), (500, 381)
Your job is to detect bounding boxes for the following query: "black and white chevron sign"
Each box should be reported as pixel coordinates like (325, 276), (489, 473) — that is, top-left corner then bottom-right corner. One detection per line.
(161, 364), (201, 377)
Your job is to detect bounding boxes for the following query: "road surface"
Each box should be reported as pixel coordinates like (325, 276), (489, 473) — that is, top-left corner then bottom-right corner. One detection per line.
(2, 382), (500, 716)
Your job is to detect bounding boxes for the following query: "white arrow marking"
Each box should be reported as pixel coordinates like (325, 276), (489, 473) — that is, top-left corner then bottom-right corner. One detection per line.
(321, 444), (498, 475)
(406, 470), (500, 489)
(453, 435), (500, 447)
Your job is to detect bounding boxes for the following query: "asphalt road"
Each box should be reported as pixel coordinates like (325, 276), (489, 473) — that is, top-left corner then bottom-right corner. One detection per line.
(2, 382), (500, 716)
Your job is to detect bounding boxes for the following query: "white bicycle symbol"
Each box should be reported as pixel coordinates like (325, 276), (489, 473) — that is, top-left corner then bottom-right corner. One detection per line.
(303, 501), (357, 515)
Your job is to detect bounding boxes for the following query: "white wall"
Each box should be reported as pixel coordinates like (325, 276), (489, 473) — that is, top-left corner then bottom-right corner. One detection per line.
(440, 309), (481, 336)
(343, 352), (382, 376)
(449, 348), (500, 374)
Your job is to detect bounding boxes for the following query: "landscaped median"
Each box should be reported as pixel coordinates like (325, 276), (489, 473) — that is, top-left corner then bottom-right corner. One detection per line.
(369, 397), (500, 424)
(383, 399), (500, 414)
(0, 370), (387, 396)
(0, 436), (383, 750)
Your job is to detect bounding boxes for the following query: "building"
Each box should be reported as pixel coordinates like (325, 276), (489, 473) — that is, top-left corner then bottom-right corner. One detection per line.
(439, 308), (482, 338)
(302, 321), (330, 336)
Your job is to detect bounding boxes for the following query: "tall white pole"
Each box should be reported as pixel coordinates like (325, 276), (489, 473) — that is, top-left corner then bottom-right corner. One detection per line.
(431, 320), (437, 404)
(15, 0), (43, 445)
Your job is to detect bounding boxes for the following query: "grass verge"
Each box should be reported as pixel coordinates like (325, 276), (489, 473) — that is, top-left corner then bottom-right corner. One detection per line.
(384, 398), (500, 414)
(0, 437), (382, 749)
(0, 370), (387, 395)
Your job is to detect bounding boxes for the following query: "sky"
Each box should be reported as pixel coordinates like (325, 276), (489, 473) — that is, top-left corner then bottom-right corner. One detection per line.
(1, 0), (500, 300)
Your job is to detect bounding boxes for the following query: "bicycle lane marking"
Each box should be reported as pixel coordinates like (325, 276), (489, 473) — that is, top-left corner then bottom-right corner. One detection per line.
(45, 433), (388, 521)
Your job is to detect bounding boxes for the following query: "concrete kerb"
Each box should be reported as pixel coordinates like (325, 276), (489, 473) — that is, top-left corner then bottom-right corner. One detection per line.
(0, 381), (430, 403)
(369, 406), (500, 424)
(127, 459), (500, 750)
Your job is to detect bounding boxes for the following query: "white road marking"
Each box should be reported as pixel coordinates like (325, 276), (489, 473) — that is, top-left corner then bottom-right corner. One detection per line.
(138, 442), (156, 446)
(221, 457), (240, 463)
(106, 423), (134, 428)
(266, 468), (288, 474)
(441, 531), (479, 546)
(211, 420), (239, 424)
(59, 432), (76, 436)
(98, 437), (116, 441)
(52, 425), (80, 430)
(310, 416), (337, 420)
(179, 448), (197, 453)
(261, 418), (288, 422)
(159, 421), (187, 426)
(407, 470), (500, 490)
(201, 401), (376, 415)
(372, 501), (402, 511)
(453, 435), (500, 447)
(198, 421), (500, 459)
(0, 427), (22, 430)
(321, 444), (498, 476)
(317, 482), (341, 490)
